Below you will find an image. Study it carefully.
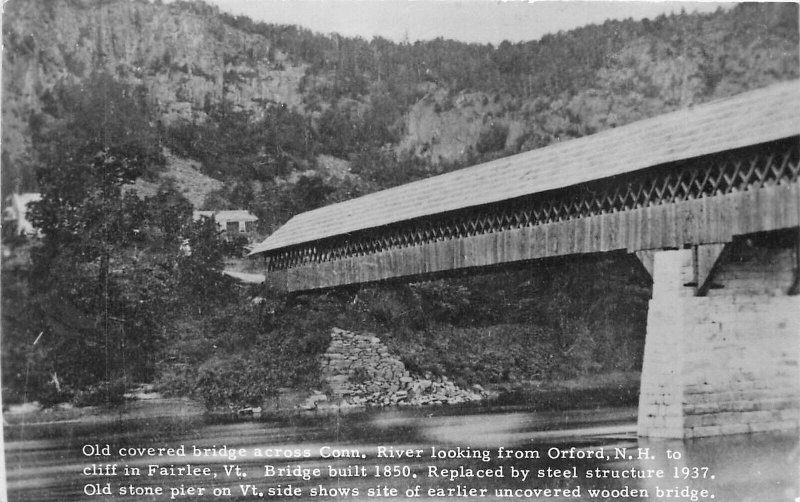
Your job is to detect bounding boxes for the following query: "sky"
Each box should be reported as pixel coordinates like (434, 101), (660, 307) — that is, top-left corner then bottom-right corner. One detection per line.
(203, 1), (735, 45)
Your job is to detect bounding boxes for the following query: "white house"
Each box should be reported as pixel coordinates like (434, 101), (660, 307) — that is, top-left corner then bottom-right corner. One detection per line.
(193, 210), (258, 238)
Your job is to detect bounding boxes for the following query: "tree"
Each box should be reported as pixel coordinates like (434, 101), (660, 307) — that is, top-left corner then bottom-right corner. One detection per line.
(17, 74), (227, 403)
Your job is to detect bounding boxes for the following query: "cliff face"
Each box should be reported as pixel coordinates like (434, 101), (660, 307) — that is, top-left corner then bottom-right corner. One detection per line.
(2, 0), (304, 162)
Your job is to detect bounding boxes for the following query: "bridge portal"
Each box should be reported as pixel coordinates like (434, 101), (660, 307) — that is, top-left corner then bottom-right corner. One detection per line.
(251, 82), (800, 438)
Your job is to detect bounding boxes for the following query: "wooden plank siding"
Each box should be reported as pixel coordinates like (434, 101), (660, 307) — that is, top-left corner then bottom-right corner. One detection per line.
(266, 182), (800, 292)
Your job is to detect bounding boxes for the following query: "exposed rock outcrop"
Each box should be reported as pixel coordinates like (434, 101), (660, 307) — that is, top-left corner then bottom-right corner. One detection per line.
(2, 0), (306, 161)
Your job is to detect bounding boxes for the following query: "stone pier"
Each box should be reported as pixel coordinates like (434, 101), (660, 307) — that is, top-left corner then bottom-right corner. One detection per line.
(638, 234), (800, 437)
(317, 328), (484, 407)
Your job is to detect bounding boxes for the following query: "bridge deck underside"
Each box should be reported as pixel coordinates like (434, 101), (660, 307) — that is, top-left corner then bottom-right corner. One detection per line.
(265, 138), (800, 292)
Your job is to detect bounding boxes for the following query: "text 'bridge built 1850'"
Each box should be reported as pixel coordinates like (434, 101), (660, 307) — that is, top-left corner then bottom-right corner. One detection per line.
(251, 81), (799, 293)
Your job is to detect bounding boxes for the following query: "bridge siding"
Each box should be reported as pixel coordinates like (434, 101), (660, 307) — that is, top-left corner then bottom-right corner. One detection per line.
(270, 183), (799, 292)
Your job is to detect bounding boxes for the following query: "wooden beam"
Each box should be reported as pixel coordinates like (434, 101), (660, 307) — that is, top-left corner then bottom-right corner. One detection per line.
(790, 226), (800, 296)
(634, 250), (656, 279)
(694, 243), (728, 296)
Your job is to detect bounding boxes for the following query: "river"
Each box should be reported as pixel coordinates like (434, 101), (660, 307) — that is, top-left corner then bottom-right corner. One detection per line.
(4, 404), (798, 501)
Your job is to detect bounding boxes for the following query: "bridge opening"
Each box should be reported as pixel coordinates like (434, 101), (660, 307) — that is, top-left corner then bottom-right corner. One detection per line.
(279, 251), (653, 410)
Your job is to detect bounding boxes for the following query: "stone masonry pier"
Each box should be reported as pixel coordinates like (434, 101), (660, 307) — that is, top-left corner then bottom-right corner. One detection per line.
(318, 328), (483, 407)
(638, 233), (799, 438)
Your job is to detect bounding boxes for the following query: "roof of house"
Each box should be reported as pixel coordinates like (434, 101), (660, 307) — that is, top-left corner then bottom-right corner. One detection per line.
(251, 80), (800, 255)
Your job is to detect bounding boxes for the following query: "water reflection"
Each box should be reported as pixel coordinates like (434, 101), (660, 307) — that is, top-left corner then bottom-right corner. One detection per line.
(4, 405), (798, 501)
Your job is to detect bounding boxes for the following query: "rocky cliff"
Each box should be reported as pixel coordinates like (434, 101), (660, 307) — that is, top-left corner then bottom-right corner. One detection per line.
(3, 0), (304, 163)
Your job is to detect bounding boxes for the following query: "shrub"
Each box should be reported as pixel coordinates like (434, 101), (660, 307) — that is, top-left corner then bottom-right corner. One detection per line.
(196, 357), (270, 408)
(72, 379), (127, 407)
(475, 123), (509, 153)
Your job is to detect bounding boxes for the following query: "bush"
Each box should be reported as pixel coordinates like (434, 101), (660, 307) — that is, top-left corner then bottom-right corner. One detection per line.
(196, 357), (270, 408)
(475, 123), (509, 153)
(72, 379), (127, 407)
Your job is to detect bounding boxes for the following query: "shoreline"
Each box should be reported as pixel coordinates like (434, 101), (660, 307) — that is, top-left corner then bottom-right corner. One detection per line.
(3, 371), (640, 430)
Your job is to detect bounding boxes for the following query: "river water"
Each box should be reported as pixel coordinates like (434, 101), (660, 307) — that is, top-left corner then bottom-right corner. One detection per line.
(4, 404), (798, 501)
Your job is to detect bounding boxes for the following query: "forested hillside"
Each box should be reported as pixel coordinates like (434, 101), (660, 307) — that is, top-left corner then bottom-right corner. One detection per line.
(2, 0), (797, 408)
(3, 1), (797, 227)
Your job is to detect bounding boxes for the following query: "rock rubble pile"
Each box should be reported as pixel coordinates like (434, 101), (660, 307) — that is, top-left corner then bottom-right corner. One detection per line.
(306, 327), (484, 409)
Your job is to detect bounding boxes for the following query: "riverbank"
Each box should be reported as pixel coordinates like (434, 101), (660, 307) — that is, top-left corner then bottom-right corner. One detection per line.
(3, 371), (640, 429)
(3, 396), (205, 427)
(4, 249), (650, 423)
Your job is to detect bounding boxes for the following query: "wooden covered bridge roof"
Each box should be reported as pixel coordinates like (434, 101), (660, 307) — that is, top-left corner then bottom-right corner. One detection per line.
(251, 81), (800, 256)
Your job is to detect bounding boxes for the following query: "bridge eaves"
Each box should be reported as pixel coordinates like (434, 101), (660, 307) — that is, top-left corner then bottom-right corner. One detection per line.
(251, 80), (800, 256)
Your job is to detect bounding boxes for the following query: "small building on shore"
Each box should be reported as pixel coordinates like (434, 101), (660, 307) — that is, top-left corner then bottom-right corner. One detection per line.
(193, 210), (259, 240)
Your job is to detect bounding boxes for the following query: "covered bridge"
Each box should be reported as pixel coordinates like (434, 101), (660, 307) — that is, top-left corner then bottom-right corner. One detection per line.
(251, 81), (798, 293)
(251, 81), (800, 438)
